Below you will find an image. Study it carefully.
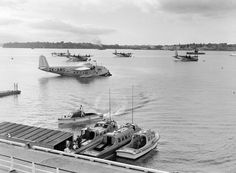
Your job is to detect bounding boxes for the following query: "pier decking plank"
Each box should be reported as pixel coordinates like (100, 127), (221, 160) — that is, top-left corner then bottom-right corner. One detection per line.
(43, 131), (67, 144)
(0, 123), (20, 133)
(48, 133), (73, 146)
(0, 124), (26, 135)
(22, 128), (46, 140)
(0, 122), (10, 127)
(27, 129), (53, 141)
(34, 131), (60, 143)
(0, 122), (16, 131)
(10, 126), (33, 137)
(14, 127), (39, 138)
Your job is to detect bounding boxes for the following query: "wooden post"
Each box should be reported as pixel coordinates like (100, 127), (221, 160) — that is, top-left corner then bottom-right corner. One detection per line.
(10, 156), (14, 171)
(32, 162), (35, 173)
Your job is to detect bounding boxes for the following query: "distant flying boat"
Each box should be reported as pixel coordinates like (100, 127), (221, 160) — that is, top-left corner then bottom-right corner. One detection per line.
(38, 55), (112, 78)
(52, 50), (92, 61)
(186, 48), (205, 55)
(113, 50), (132, 57)
(173, 49), (198, 62)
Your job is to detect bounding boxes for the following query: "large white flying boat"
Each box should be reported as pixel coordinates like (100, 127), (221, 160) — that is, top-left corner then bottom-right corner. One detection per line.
(38, 55), (111, 78)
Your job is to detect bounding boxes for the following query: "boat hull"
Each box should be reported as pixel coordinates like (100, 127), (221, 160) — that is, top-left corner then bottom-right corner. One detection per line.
(82, 140), (131, 159)
(75, 138), (103, 153)
(58, 115), (103, 125)
(116, 139), (158, 160)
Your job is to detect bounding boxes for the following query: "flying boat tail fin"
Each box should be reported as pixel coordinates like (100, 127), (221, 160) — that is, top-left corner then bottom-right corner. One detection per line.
(39, 55), (49, 70)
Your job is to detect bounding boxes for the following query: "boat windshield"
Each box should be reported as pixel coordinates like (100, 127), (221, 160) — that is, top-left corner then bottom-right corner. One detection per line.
(132, 135), (146, 149)
(71, 110), (85, 118)
(102, 136), (115, 145)
(94, 122), (104, 127)
(81, 130), (95, 140)
(103, 124), (108, 128)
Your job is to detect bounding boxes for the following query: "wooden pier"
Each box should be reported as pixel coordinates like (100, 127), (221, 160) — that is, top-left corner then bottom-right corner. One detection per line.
(0, 122), (73, 150)
(0, 83), (21, 98)
(0, 122), (168, 173)
(0, 90), (21, 97)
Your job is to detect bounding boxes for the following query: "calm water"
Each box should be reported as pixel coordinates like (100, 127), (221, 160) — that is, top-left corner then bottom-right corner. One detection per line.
(0, 48), (236, 173)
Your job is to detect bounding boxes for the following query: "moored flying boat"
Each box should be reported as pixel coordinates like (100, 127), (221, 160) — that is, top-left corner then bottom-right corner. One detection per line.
(186, 48), (205, 55)
(113, 50), (132, 57)
(173, 50), (198, 61)
(68, 54), (92, 62)
(39, 55), (111, 77)
(52, 50), (92, 61)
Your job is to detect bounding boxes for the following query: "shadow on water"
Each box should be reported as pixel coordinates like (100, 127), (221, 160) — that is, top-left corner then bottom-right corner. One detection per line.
(58, 122), (89, 137)
(173, 59), (198, 63)
(58, 122), (87, 129)
(38, 75), (109, 85)
(38, 76), (72, 85)
(75, 77), (97, 84)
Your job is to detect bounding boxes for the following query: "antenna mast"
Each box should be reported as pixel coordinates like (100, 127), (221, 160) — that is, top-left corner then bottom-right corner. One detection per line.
(132, 85), (134, 124)
(109, 89), (111, 121)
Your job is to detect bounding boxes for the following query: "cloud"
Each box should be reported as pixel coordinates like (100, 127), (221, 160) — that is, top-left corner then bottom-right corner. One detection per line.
(0, 0), (27, 9)
(29, 19), (116, 36)
(0, 18), (22, 25)
(158, 0), (236, 17)
(23, 0), (159, 15)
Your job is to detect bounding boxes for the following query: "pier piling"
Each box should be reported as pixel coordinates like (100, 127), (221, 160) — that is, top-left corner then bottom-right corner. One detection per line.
(0, 83), (21, 98)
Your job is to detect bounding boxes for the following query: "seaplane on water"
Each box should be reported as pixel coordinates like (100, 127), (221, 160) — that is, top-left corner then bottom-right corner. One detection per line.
(186, 48), (205, 55)
(113, 50), (132, 57)
(173, 49), (198, 62)
(38, 55), (112, 78)
(52, 50), (92, 61)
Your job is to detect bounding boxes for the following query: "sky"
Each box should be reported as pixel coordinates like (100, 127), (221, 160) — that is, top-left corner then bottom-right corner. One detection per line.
(0, 0), (236, 45)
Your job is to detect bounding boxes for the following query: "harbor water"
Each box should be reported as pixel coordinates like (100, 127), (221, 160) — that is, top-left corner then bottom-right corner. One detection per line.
(0, 48), (236, 173)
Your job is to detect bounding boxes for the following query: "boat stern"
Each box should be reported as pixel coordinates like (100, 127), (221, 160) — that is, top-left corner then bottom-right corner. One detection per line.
(116, 147), (139, 159)
(82, 149), (100, 157)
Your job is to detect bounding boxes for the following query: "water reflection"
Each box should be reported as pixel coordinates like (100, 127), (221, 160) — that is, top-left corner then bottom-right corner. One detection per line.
(39, 75), (108, 86)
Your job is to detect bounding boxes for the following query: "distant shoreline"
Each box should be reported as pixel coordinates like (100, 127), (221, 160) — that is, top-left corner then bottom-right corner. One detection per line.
(2, 42), (236, 51)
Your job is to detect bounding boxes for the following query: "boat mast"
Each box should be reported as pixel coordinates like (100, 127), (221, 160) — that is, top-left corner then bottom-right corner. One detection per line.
(109, 88), (111, 121)
(132, 85), (134, 124)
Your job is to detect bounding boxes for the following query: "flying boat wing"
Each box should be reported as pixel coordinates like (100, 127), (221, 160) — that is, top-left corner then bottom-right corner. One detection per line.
(74, 67), (90, 71)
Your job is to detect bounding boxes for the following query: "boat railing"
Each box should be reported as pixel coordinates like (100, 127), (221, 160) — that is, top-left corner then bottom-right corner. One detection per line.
(0, 138), (168, 173)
